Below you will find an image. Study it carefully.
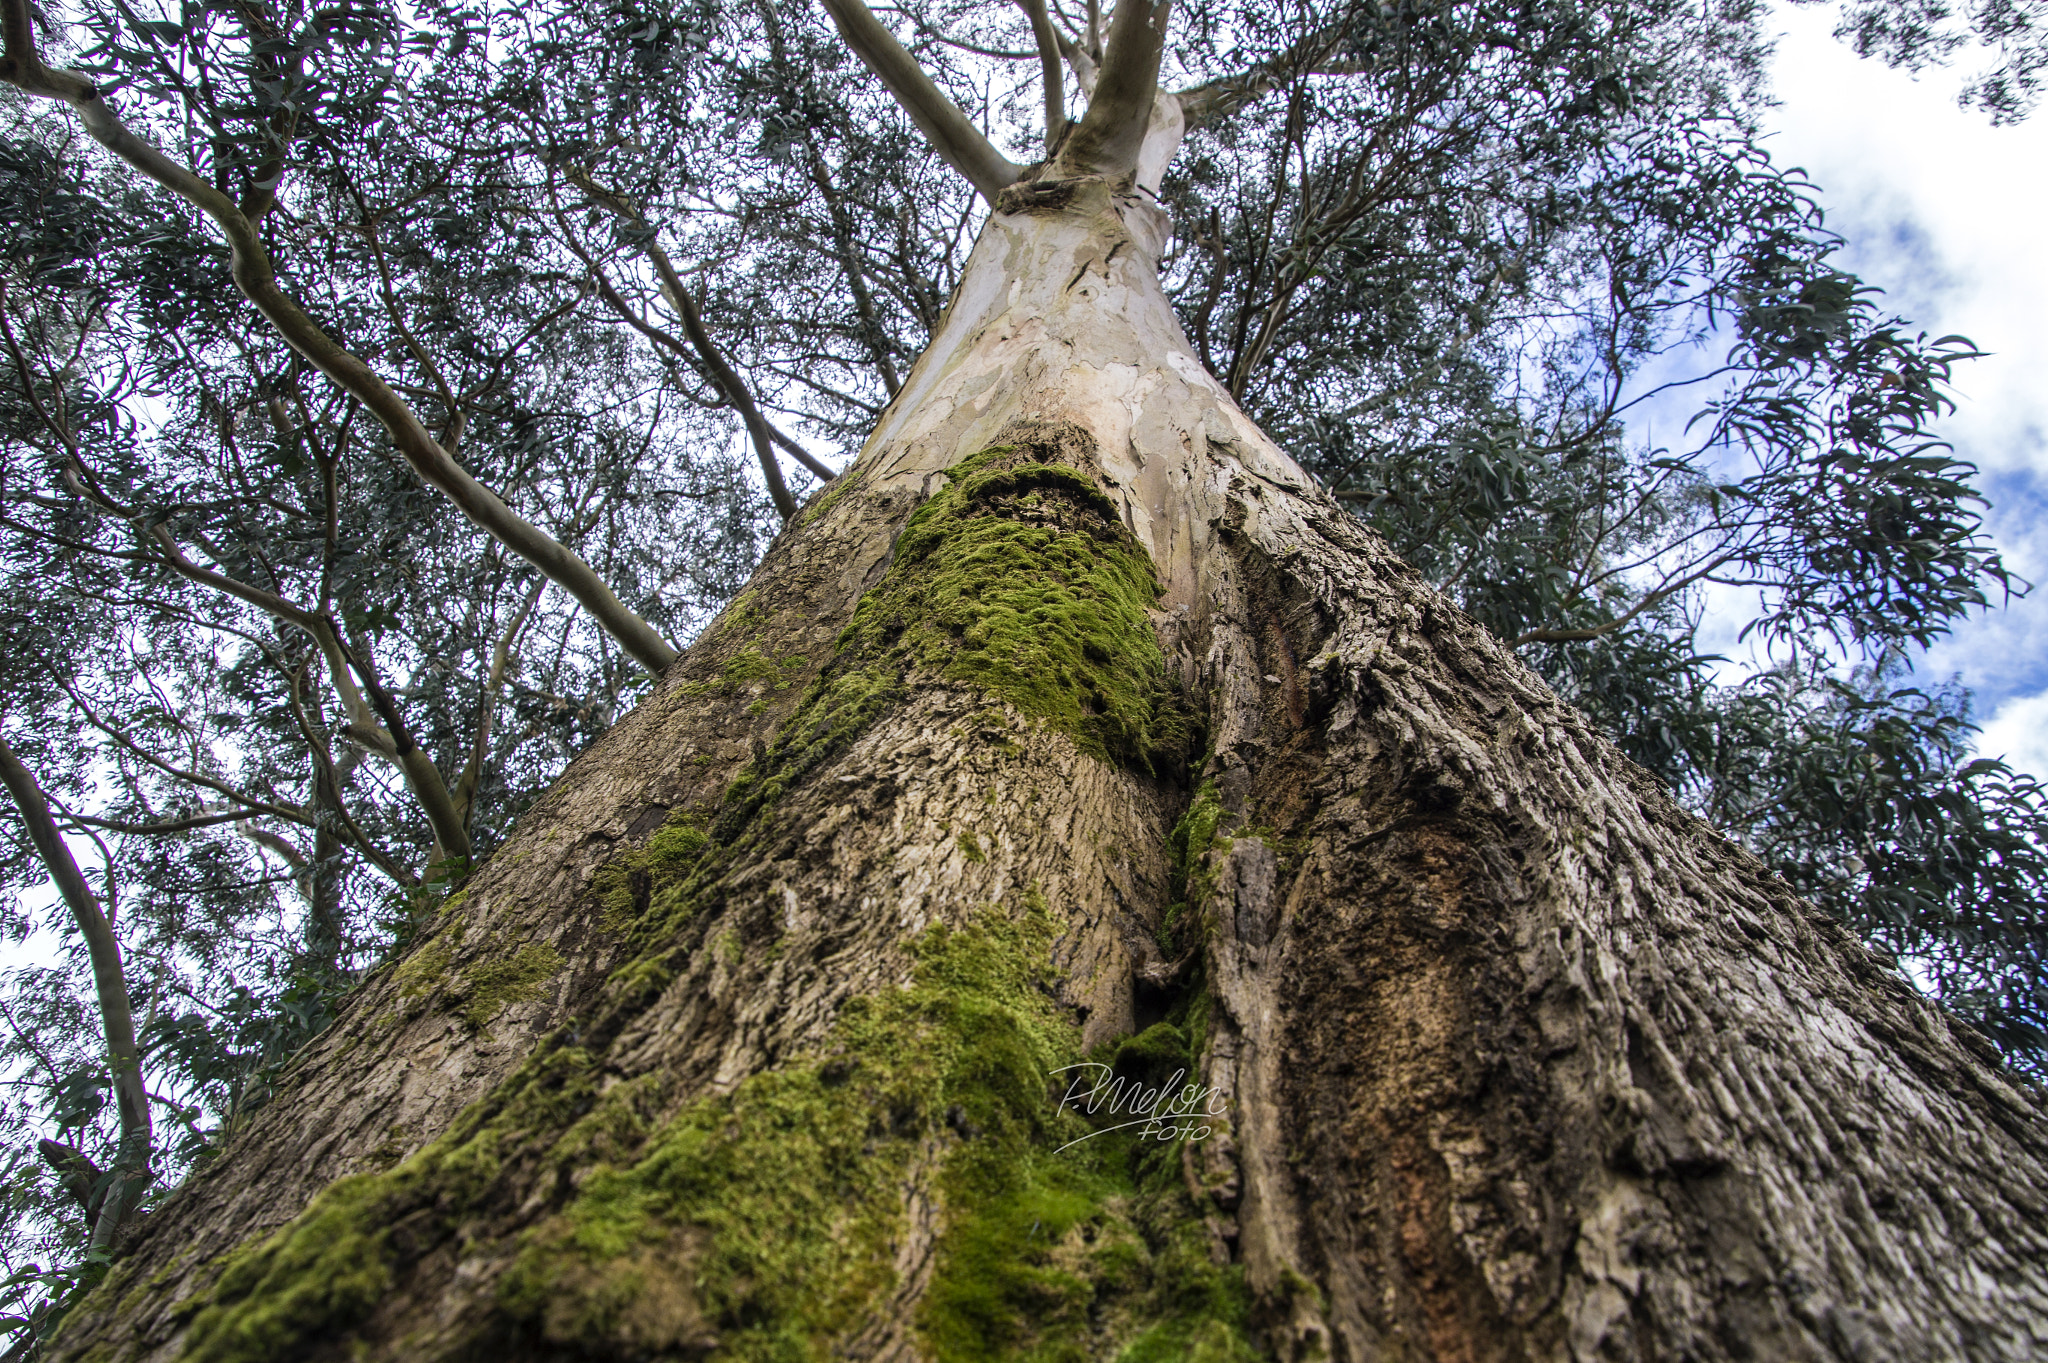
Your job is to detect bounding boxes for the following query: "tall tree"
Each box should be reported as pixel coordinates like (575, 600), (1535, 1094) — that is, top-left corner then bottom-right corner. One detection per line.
(3, 0), (2045, 1359)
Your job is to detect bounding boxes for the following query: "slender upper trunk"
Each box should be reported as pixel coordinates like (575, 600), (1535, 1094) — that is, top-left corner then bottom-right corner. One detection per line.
(39, 164), (2048, 1362)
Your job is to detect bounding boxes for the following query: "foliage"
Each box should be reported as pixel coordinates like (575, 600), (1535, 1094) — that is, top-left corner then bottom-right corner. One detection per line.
(1684, 660), (2046, 1065)
(1801, 0), (2048, 122)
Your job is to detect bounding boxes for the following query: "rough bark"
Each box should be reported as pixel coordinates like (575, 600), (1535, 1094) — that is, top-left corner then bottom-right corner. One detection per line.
(45, 174), (2048, 1363)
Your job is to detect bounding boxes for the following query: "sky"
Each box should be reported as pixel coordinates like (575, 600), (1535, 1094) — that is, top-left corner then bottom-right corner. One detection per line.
(1757, 4), (2048, 776)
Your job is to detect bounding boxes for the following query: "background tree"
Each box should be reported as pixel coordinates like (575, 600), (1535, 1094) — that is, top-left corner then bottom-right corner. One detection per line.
(0, 0), (2042, 1357)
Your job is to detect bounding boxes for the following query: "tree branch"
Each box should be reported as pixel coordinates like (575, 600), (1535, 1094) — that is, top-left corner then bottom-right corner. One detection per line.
(59, 676), (316, 832)
(1175, 16), (1364, 132)
(0, 735), (150, 1250)
(1052, 0), (1170, 180)
(238, 824), (308, 873)
(328, 623), (473, 866)
(127, 526), (471, 861)
(0, 6), (678, 676)
(63, 807), (269, 836)
(453, 573), (547, 828)
(804, 139), (904, 397)
(1018, 0), (1067, 154)
(566, 170), (837, 498)
(817, 0), (1024, 202)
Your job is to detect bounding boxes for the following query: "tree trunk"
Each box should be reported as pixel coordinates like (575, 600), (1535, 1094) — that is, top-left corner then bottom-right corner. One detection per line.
(48, 180), (2048, 1363)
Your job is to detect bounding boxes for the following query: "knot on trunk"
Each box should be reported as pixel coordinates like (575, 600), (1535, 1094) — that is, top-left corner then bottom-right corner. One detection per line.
(994, 171), (1130, 216)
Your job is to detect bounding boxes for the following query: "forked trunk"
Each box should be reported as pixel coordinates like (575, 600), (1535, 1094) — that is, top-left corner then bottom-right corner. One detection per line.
(48, 179), (2048, 1362)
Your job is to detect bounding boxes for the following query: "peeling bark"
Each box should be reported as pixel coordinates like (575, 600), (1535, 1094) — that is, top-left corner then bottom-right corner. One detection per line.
(47, 170), (2048, 1363)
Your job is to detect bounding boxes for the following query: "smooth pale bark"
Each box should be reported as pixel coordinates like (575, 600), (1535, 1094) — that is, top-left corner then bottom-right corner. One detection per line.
(42, 165), (2048, 1361)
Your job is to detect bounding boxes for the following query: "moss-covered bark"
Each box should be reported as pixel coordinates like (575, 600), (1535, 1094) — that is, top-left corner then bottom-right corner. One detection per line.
(99, 422), (1239, 1363)
(164, 896), (1252, 1362)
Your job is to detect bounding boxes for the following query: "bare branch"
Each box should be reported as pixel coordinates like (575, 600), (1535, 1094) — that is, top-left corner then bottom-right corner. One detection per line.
(238, 824), (308, 873)
(567, 169), (838, 503)
(1051, 0), (1171, 180)
(1018, 0), (1066, 154)
(63, 807), (270, 836)
(1175, 15), (1364, 132)
(329, 625), (473, 865)
(763, 420), (838, 482)
(804, 137), (905, 397)
(136, 526), (471, 862)
(817, 0), (1024, 202)
(1054, 27), (1099, 95)
(453, 573), (548, 828)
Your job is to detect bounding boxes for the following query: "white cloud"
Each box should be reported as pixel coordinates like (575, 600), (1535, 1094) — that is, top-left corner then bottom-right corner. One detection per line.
(1976, 688), (2048, 776)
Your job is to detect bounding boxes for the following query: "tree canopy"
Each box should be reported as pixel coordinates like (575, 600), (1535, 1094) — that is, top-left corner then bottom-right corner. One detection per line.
(0, 0), (2042, 1339)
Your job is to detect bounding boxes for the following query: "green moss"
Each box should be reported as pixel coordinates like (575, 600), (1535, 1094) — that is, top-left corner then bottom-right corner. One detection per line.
(165, 898), (1251, 1362)
(455, 941), (564, 1031)
(711, 663), (902, 843)
(920, 967), (1251, 1363)
(171, 1042), (610, 1361)
(833, 445), (1188, 769)
(392, 939), (451, 1003)
(645, 817), (711, 870)
(388, 928), (560, 1034)
(499, 903), (1074, 1358)
(798, 469), (859, 527)
(677, 644), (808, 701)
(493, 900), (1253, 1361)
(1169, 780), (1228, 885)
(1163, 780), (1234, 950)
(957, 830), (986, 863)
(722, 645), (807, 692)
(594, 811), (717, 947)
(1109, 1022), (1193, 1087)
(176, 1176), (395, 1363)
(714, 588), (768, 642)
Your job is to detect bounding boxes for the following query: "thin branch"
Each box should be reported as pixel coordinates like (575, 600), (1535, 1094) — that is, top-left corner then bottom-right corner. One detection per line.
(327, 622), (473, 865)
(238, 824), (308, 873)
(804, 137), (904, 397)
(1018, 0), (1066, 154)
(568, 169), (837, 505)
(453, 572), (547, 828)
(1176, 13), (1363, 131)
(63, 807), (269, 836)
(60, 677), (315, 830)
